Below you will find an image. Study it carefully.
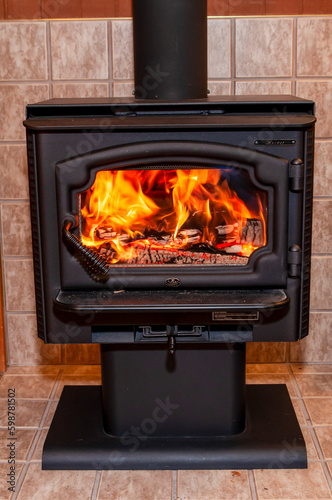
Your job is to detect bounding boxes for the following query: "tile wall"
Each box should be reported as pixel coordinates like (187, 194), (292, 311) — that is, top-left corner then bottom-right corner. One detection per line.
(0, 16), (331, 366)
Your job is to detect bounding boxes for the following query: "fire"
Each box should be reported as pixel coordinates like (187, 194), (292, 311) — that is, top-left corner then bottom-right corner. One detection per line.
(80, 167), (267, 265)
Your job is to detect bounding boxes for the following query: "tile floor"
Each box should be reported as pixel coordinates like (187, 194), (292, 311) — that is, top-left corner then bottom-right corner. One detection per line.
(0, 364), (331, 499)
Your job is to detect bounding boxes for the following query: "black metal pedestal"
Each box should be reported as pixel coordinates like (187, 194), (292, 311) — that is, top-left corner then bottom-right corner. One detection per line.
(42, 343), (307, 470)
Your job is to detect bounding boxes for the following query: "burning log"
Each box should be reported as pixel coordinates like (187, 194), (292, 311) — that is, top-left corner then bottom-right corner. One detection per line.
(103, 247), (248, 266)
(93, 219), (264, 266)
(224, 245), (243, 254)
(95, 226), (117, 239)
(215, 223), (238, 236)
(178, 229), (202, 244)
(241, 219), (264, 246)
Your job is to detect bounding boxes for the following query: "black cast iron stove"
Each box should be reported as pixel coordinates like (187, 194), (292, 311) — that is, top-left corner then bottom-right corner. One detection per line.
(24, 0), (315, 470)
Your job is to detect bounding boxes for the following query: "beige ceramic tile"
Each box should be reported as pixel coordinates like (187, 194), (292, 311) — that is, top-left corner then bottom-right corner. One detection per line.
(246, 373), (296, 397)
(235, 80), (292, 95)
(290, 313), (332, 363)
(314, 141), (332, 196)
(235, 18), (293, 78)
(315, 426), (332, 459)
(254, 462), (331, 499)
(31, 428), (48, 461)
(54, 375), (101, 399)
(0, 23), (47, 81)
(0, 400), (47, 427)
(246, 364), (289, 374)
(304, 398), (332, 425)
(64, 344), (101, 364)
(50, 21), (108, 80)
(62, 365), (101, 376)
(7, 314), (61, 365)
(17, 463), (96, 500)
(208, 81), (231, 96)
(1, 203), (32, 256)
(112, 20), (134, 80)
(0, 374), (57, 399)
(312, 200), (332, 254)
(0, 462), (24, 500)
(291, 398), (308, 427)
(0, 84), (49, 141)
(98, 470), (172, 500)
(52, 83), (109, 98)
(208, 19), (231, 79)
(296, 81), (332, 138)
(0, 428), (36, 461)
(295, 373), (332, 397)
(113, 82), (134, 97)
(6, 366), (61, 375)
(177, 469), (251, 500)
(0, 145), (29, 200)
(246, 342), (287, 363)
(4, 260), (36, 312)
(297, 18), (332, 77)
(327, 461), (332, 477)
(43, 401), (58, 428)
(310, 257), (332, 310)
(291, 364), (332, 374)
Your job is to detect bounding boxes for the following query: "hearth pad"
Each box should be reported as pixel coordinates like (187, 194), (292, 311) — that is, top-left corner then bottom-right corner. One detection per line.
(42, 384), (307, 470)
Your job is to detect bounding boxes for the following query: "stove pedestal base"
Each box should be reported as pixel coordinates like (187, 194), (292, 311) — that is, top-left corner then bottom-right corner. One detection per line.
(42, 384), (307, 470)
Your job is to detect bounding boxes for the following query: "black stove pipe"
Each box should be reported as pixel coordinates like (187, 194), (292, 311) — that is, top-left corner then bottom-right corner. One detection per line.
(132, 0), (208, 100)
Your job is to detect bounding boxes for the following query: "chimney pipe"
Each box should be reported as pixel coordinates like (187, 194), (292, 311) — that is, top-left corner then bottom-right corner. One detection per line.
(132, 0), (208, 100)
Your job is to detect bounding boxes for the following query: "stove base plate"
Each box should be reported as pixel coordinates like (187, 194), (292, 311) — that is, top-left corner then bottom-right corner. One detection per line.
(42, 384), (307, 470)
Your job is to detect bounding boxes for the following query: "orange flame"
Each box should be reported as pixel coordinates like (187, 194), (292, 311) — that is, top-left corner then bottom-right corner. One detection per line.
(80, 168), (267, 264)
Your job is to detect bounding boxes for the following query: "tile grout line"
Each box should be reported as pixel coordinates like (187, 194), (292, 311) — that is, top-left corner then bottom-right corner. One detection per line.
(0, 141), (26, 145)
(287, 364), (332, 493)
(307, 425), (332, 493)
(109, 20), (113, 97)
(291, 362), (332, 368)
(0, 79), (116, 85)
(2, 256), (33, 261)
(248, 470), (258, 500)
(286, 363), (302, 398)
(231, 18), (235, 95)
(110, 19), (115, 96)
(91, 470), (102, 500)
(309, 309), (332, 313)
(46, 20), (52, 99)
(286, 341), (290, 364)
(11, 367), (64, 500)
(0, 200), (30, 204)
(287, 363), (316, 423)
(171, 470), (177, 500)
(0, 201), (10, 366)
(292, 17), (297, 95)
(3, 75), (331, 84)
(308, 458), (332, 463)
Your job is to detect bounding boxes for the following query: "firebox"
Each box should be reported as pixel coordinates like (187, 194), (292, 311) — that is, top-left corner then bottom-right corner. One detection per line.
(23, 0), (315, 472)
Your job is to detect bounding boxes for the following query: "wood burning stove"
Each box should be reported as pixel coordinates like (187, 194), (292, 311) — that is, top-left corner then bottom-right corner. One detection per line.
(24, 95), (315, 470)
(23, 0), (315, 471)
(25, 96), (315, 347)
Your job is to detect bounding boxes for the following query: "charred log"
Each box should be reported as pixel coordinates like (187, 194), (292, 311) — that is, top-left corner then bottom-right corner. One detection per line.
(101, 246), (248, 266)
(241, 219), (264, 246)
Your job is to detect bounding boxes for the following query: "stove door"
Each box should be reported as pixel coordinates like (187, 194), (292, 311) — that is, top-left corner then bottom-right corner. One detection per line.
(56, 140), (289, 290)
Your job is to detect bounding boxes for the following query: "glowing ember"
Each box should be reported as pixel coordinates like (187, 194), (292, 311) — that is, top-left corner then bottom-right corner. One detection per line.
(79, 167), (267, 265)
